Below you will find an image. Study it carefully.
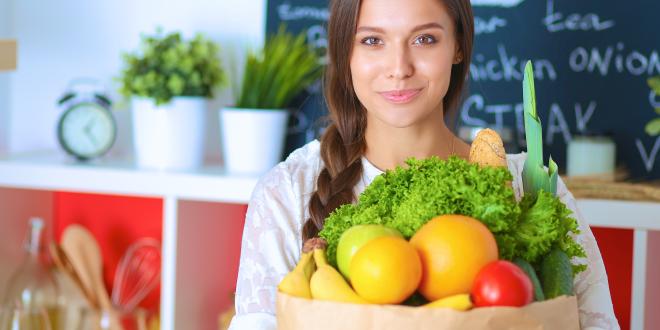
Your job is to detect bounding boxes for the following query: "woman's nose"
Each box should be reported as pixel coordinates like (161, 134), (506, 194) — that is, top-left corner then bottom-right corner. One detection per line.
(386, 43), (414, 80)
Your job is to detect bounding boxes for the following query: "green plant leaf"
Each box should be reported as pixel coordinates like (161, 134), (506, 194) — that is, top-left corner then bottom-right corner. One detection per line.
(118, 29), (225, 105)
(236, 24), (322, 109)
(646, 118), (660, 136)
(649, 77), (660, 95)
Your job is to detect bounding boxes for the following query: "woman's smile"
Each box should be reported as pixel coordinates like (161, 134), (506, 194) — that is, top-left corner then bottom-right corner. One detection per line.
(378, 88), (423, 104)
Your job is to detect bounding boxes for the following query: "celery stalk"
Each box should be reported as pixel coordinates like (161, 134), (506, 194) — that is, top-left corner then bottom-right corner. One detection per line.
(522, 60), (558, 198)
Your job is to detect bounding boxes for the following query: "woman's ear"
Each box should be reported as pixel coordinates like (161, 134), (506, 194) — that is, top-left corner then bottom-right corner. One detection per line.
(453, 48), (463, 64)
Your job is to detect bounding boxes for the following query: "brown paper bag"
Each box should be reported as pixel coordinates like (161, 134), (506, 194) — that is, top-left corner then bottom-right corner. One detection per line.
(277, 292), (579, 330)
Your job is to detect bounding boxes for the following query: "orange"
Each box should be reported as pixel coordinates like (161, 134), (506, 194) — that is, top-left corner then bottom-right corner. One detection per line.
(410, 214), (498, 301)
(349, 236), (422, 304)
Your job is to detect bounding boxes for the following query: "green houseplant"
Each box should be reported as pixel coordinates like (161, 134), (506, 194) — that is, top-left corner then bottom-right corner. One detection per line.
(234, 26), (322, 109)
(119, 29), (225, 170)
(646, 76), (660, 136)
(119, 29), (225, 105)
(220, 26), (322, 174)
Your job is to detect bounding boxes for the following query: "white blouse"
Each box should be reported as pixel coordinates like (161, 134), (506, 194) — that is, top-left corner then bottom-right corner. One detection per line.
(228, 140), (619, 330)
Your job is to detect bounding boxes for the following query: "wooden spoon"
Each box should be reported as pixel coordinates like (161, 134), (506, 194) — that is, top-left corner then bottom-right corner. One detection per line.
(49, 242), (98, 309)
(61, 224), (124, 330)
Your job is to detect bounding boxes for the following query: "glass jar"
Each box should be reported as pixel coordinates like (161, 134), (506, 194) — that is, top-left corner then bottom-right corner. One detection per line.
(0, 306), (53, 330)
(73, 308), (151, 330)
(2, 218), (61, 330)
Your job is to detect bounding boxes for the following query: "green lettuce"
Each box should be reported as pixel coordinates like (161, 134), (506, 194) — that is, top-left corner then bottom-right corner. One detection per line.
(516, 191), (587, 273)
(318, 156), (586, 275)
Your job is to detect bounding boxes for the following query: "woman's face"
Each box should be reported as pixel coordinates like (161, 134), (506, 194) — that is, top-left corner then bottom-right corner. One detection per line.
(350, 0), (459, 129)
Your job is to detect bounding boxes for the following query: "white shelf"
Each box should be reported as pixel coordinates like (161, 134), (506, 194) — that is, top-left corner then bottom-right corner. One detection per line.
(577, 199), (660, 230)
(0, 150), (263, 330)
(0, 151), (260, 203)
(5, 151), (657, 225)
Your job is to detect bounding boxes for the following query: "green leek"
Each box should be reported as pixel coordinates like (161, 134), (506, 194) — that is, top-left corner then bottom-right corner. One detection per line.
(522, 60), (558, 197)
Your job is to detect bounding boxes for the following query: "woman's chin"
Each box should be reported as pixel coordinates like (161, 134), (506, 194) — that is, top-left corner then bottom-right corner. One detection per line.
(369, 103), (436, 129)
(377, 113), (428, 129)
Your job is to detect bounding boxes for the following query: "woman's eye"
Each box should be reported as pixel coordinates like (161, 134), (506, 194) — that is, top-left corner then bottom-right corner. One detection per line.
(361, 37), (383, 46)
(414, 35), (437, 45)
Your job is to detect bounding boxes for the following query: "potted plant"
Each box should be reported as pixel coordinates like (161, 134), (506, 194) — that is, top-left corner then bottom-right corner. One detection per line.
(119, 29), (225, 170)
(220, 27), (322, 174)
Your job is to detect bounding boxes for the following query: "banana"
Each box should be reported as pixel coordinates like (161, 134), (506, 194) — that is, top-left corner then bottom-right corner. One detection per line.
(423, 294), (473, 311)
(309, 244), (368, 304)
(277, 239), (319, 298)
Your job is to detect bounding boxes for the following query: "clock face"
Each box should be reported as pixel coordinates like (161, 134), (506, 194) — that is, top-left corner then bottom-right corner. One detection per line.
(58, 102), (116, 159)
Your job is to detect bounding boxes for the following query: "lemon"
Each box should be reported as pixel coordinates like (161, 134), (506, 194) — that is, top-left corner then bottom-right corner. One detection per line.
(349, 236), (422, 304)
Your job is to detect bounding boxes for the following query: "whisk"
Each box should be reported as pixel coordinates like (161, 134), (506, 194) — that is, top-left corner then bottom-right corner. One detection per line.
(111, 238), (162, 313)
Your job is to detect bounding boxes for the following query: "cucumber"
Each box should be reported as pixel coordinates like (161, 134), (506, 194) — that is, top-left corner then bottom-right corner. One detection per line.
(540, 248), (574, 299)
(403, 291), (428, 306)
(513, 257), (545, 302)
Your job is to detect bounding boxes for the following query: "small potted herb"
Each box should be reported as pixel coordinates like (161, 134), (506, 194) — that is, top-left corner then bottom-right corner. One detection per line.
(119, 29), (225, 170)
(220, 26), (322, 174)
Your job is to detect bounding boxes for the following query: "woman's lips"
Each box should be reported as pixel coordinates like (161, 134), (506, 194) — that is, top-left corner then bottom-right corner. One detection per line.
(378, 88), (422, 104)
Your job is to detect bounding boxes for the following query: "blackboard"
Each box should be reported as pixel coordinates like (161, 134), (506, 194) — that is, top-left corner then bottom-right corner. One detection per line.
(266, 0), (660, 180)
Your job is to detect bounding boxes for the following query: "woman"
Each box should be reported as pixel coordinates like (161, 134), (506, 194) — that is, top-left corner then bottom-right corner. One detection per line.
(229, 0), (619, 329)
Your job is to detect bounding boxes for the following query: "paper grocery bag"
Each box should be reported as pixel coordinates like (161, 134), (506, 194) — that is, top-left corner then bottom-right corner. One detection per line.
(277, 292), (579, 330)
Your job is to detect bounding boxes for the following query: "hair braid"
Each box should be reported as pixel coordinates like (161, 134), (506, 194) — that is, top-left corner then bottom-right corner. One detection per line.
(303, 123), (365, 240)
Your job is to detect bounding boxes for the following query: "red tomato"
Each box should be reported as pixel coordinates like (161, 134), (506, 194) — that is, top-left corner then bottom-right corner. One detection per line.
(471, 260), (533, 307)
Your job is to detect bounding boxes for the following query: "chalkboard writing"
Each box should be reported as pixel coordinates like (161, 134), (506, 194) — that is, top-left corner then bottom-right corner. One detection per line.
(266, 0), (660, 180)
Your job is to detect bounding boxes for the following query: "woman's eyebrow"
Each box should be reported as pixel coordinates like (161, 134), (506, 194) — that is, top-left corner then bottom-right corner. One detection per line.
(411, 22), (445, 33)
(355, 22), (445, 34)
(355, 26), (385, 34)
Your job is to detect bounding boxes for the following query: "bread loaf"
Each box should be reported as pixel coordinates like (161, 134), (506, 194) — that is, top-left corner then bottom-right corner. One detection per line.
(468, 128), (507, 168)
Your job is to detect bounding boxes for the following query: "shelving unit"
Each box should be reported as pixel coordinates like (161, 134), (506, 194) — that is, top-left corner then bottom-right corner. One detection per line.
(0, 151), (658, 330)
(576, 199), (660, 330)
(0, 151), (260, 330)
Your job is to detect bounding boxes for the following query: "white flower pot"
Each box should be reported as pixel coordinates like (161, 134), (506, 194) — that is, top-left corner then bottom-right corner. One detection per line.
(220, 107), (289, 174)
(132, 97), (206, 170)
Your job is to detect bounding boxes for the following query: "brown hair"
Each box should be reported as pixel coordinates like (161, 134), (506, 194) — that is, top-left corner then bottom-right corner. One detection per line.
(302, 0), (474, 240)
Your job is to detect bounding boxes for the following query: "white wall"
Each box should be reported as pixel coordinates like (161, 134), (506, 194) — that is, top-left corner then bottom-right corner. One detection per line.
(4, 0), (266, 161)
(0, 0), (13, 154)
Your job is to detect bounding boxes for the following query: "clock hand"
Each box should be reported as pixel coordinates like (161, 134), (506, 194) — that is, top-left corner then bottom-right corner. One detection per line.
(85, 129), (98, 147)
(84, 120), (93, 133)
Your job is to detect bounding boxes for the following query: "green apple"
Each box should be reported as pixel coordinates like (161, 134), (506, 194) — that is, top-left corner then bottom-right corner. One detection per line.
(336, 224), (403, 279)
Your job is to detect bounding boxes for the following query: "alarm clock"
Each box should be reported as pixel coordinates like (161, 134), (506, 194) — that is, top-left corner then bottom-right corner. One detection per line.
(56, 79), (117, 160)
